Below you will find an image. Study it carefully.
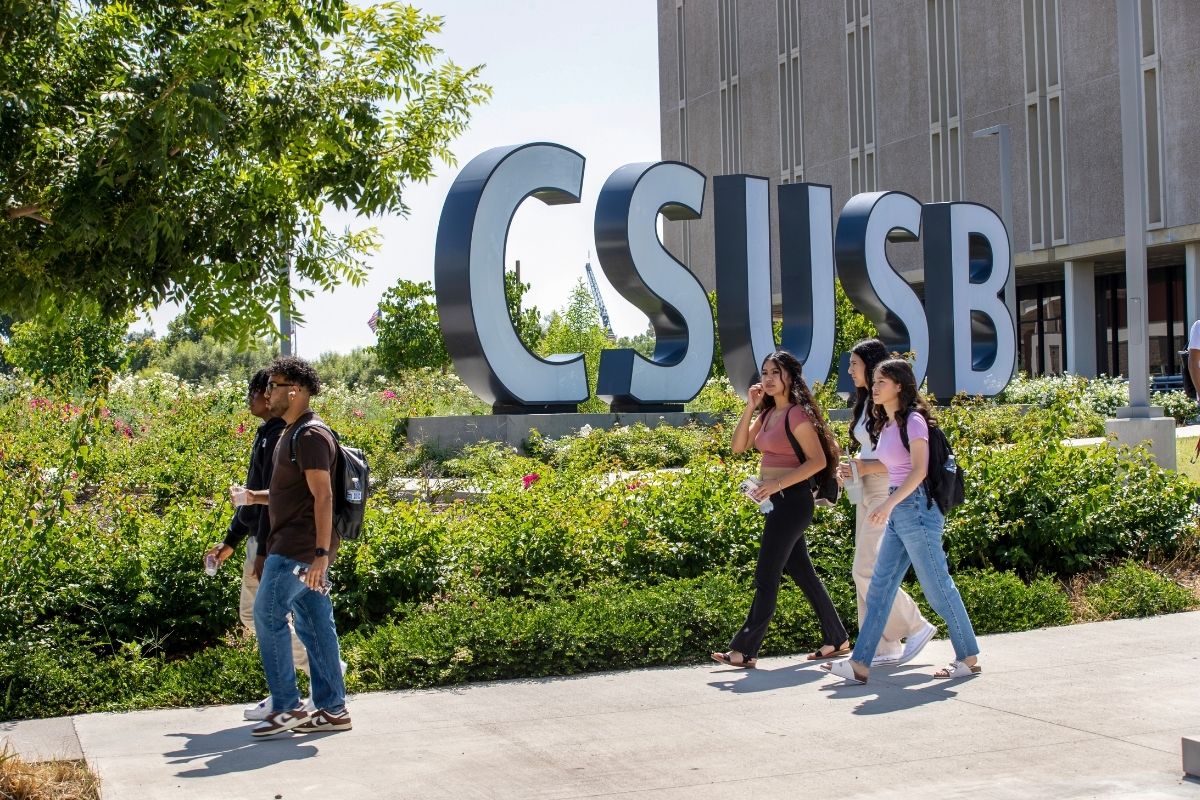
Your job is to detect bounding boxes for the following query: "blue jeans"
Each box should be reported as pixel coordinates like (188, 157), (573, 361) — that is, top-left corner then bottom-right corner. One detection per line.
(253, 554), (346, 713)
(850, 486), (979, 665)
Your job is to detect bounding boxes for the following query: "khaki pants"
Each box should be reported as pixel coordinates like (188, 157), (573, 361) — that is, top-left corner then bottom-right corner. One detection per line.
(853, 472), (929, 656)
(240, 537), (310, 676)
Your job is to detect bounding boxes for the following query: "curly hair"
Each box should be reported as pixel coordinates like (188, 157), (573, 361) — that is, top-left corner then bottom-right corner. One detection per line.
(267, 356), (322, 396)
(847, 338), (891, 451)
(759, 350), (842, 467)
(867, 357), (934, 440)
(248, 367), (271, 397)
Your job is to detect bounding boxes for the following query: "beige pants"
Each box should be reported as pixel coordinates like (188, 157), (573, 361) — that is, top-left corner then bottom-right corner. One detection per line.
(240, 537), (310, 676)
(853, 472), (929, 656)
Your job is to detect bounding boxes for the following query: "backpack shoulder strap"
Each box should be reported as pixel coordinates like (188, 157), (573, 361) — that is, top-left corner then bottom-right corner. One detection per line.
(782, 404), (807, 464)
(289, 420), (337, 471)
(897, 412), (910, 452)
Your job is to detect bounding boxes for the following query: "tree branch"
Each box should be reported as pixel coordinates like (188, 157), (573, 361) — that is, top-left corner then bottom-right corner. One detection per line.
(6, 206), (51, 225)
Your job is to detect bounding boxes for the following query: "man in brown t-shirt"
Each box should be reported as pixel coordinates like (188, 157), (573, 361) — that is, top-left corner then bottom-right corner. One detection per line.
(238, 356), (351, 737)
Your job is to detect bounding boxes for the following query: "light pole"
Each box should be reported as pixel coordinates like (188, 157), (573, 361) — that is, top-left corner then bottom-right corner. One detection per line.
(279, 252), (294, 357)
(972, 124), (1015, 324)
(1115, 0), (1150, 415)
(1106, 0), (1173, 470)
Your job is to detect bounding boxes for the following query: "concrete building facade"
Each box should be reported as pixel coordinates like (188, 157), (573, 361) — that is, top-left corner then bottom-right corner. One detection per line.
(658, 0), (1200, 379)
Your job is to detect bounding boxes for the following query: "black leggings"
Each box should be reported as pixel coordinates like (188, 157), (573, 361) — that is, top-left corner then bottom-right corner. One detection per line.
(729, 485), (847, 658)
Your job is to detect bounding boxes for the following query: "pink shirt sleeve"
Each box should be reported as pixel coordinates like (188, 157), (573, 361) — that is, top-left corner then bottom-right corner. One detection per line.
(904, 411), (929, 442)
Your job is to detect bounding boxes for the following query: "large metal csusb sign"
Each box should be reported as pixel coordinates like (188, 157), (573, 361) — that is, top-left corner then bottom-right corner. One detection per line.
(434, 142), (1015, 413)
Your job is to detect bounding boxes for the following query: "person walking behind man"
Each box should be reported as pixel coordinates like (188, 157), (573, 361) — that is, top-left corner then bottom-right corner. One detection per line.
(205, 368), (311, 721)
(236, 356), (351, 736)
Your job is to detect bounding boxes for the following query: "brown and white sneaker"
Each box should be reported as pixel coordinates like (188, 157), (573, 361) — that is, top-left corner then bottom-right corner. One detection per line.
(250, 706), (309, 737)
(295, 708), (352, 734)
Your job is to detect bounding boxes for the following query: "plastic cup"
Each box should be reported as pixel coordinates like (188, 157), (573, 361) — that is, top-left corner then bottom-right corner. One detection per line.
(230, 485), (248, 506)
(843, 460), (864, 505)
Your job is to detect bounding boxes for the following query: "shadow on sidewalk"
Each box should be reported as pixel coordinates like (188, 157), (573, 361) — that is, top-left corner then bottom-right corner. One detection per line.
(820, 667), (963, 714)
(706, 662), (830, 694)
(165, 726), (319, 778)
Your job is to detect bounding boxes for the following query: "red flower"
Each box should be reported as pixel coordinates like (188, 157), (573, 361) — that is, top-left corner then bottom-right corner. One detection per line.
(626, 481), (642, 491)
(237, 422), (246, 435)
(522, 473), (540, 489)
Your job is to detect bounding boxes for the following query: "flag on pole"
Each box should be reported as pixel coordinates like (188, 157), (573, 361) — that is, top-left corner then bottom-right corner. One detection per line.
(367, 307), (381, 333)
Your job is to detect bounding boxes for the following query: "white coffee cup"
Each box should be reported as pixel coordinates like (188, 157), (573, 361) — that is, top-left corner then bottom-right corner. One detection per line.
(843, 460), (863, 505)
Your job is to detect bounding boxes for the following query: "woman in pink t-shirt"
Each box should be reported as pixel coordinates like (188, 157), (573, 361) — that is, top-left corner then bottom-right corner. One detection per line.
(711, 350), (849, 669)
(822, 358), (981, 684)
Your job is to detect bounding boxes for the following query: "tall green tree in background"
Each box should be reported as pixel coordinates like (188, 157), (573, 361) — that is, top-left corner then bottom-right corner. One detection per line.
(375, 271), (541, 376)
(4, 302), (131, 392)
(0, 0), (490, 344)
(540, 280), (611, 413)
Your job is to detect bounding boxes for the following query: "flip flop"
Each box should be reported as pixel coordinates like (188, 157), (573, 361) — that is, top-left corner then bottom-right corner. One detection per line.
(710, 651), (757, 669)
(806, 644), (852, 660)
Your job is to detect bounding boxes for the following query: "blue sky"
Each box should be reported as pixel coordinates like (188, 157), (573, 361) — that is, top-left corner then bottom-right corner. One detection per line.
(141, 0), (663, 356)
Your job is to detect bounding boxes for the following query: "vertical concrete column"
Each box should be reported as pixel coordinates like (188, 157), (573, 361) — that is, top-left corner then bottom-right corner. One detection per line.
(1064, 260), (1097, 378)
(1185, 243), (1200, 329)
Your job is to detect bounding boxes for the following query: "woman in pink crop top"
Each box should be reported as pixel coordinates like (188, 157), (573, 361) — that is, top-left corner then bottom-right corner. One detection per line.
(710, 351), (849, 669)
(823, 358), (981, 685)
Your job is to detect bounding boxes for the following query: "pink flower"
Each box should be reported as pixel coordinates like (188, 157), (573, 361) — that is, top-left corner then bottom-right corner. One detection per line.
(626, 481), (643, 491)
(29, 397), (51, 411)
(353, 409), (365, 418)
(99, 407), (111, 419)
(237, 422), (246, 434)
(381, 390), (397, 401)
(522, 473), (540, 490)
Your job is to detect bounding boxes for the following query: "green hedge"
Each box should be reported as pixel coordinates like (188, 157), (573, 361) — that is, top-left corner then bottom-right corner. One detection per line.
(1080, 561), (1196, 621)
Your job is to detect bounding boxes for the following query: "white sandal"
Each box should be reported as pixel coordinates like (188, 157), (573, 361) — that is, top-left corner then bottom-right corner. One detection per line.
(933, 660), (981, 679)
(821, 658), (868, 684)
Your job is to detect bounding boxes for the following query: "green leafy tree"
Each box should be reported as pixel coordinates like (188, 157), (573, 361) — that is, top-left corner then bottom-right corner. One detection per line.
(375, 271), (541, 376)
(313, 347), (386, 388)
(0, 0), (490, 344)
(123, 329), (159, 374)
(540, 280), (611, 412)
(375, 280), (451, 374)
(5, 302), (130, 392)
(150, 335), (276, 383)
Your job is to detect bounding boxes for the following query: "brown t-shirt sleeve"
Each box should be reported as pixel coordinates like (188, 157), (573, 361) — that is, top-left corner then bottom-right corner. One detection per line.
(294, 426), (335, 473)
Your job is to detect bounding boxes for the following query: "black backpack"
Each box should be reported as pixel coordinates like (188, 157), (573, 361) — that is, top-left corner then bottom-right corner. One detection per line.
(289, 421), (370, 540)
(897, 411), (964, 516)
(780, 405), (842, 507)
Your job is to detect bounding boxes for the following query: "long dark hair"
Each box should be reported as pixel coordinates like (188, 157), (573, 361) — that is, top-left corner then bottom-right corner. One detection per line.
(759, 350), (842, 467)
(867, 358), (935, 440)
(848, 338), (890, 450)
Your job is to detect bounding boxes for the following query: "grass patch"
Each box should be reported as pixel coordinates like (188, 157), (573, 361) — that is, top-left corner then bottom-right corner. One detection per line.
(0, 746), (99, 800)
(1176, 436), (1200, 484)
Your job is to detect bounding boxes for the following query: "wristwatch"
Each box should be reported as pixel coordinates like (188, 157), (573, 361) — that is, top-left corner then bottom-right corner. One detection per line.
(314, 547), (329, 557)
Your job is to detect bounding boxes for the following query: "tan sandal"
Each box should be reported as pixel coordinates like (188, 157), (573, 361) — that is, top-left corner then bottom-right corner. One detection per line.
(806, 642), (851, 660)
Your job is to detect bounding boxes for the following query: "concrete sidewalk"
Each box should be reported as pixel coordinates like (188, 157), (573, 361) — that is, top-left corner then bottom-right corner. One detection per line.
(5, 611), (1200, 799)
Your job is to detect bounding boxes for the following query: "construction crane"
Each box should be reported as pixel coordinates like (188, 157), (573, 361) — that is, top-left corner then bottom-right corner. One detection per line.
(583, 255), (616, 340)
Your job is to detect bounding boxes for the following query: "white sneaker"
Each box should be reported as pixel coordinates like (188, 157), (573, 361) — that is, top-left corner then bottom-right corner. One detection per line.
(895, 622), (938, 666)
(243, 696), (272, 721)
(871, 649), (903, 667)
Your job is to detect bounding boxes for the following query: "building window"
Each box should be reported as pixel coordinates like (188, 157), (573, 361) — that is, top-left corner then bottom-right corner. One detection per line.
(1018, 281), (1066, 376)
(926, 0), (962, 202)
(718, 0), (742, 173)
(1022, 0), (1067, 248)
(777, 0), (803, 183)
(1140, 0), (1165, 228)
(846, 0), (876, 194)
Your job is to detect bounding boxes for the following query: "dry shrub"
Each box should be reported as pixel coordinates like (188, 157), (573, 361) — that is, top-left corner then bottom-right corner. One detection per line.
(0, 746), (99, 800)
